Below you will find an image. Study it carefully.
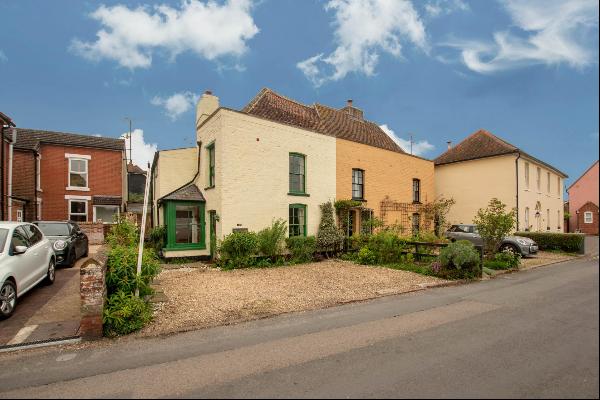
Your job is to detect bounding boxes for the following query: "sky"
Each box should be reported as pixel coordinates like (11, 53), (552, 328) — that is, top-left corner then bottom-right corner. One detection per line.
(0, 0), (598, 189)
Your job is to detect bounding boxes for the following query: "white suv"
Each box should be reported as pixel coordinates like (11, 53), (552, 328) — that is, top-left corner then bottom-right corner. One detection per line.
(0, 222), (56, 319)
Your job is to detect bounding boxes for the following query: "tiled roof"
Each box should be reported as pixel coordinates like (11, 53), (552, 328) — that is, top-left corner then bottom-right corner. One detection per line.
(127, 163), (146, 174)
(93, 195), (122, 206)
(242, 88), (405, 154)
(161, 184), (205, 202)
(434, 129), (517, 165)
(434, 129), (568, 177)
(13, 128), (124, 151)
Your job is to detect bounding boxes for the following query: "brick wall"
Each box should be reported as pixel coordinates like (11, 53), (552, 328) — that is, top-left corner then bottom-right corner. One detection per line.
(576, 202), (599, 235)
(79, 222), (105, 244)
(12, 149), (36, 221)
(40, 144), (123, 221)
(80, 247), (107, 339)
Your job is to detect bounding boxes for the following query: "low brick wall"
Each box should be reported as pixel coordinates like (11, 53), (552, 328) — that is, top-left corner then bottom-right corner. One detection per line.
(79, 222), (105, 245)
(80, 247), (107, 339)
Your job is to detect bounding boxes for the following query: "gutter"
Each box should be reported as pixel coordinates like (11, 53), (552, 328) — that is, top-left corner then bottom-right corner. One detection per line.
(515, 152), (521, 230)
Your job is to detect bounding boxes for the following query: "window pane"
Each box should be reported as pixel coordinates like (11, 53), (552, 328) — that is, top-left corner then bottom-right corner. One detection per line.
(95, 206), (119, 224)
(70, 201), (86, 214)
(23, 225), (43, 244)
(70, 159), (87, 173)
(70, 215), (87, 222)
(12, 228), (30, 248)
(70, 172), (87, 187)
(175, 205), (201, 244)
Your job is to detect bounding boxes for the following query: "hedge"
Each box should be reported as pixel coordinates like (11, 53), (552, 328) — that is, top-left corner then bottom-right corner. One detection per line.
(515, 232), (585, 254)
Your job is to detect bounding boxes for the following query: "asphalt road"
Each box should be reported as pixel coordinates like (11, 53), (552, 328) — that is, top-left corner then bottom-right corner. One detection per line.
(0, 256), (597, 399)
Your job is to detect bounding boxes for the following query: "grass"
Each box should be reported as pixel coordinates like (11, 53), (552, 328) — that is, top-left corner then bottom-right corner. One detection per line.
(483, 260), (515, 270)
(379, 262), (436, 276)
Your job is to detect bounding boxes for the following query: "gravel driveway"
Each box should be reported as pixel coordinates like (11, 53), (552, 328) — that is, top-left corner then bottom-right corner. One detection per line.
(140, 260), (448, 336)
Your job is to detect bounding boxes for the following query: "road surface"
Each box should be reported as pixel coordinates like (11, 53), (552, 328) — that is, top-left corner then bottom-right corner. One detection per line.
(0, 256), (597, 398)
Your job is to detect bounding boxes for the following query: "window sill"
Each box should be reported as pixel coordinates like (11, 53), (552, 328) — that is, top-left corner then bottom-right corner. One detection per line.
(204, 186), (215, 190)
(288, 192), (310, 197)
(66, 186), (90, 192)
(352, 198), (367, 203)
(412, 201), (422, 205)
(165, 244), (206, 251)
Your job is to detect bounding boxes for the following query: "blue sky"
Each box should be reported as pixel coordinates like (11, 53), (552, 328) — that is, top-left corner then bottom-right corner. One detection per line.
(0, 0), (598, 188)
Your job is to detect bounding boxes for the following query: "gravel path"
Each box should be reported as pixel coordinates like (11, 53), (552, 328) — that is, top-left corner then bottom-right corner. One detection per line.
(140, 260), (448, 336)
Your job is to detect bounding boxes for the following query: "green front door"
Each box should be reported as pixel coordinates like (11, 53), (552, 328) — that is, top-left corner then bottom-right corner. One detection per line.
(165, 201), (206, 251)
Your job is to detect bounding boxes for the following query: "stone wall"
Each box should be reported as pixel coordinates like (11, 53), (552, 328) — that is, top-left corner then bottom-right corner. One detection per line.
(80, 247), (107, 339)
(79, 222), (105, 245)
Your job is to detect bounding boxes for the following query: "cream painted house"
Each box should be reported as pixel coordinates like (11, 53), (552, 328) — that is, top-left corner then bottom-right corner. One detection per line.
(435, 130), (567, 232)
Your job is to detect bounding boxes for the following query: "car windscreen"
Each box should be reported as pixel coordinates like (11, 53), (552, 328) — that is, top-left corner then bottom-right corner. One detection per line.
(0, 228), (7, 253)
(35, 223), (71, 236)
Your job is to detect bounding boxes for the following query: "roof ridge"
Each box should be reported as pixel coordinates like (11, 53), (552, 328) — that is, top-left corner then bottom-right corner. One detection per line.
(478, 129), (518, 150)
(17, 127), (123, 142)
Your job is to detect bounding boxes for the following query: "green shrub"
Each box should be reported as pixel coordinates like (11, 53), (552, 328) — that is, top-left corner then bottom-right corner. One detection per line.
(438, 240), (481, 279)
(365, 231), (408, 264)
(514, 232), (585, 253)
(357, 247), (377, 265)
(493, 250), (521, 269)
(148, 225), (166, 254)
(106, 245), (161, 297)
(317, 201), (345, 254)
(257, 219), (287, 258)
(349, 234), (370, 251)
(473, 198), (516, 255)
(106, 216), (139, 247)
(218, 231), (259, 268)
(103, 291), (153, 336)
(286, 235), (316, 264)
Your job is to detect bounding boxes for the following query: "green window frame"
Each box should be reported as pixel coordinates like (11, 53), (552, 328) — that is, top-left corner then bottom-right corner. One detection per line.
(207, 143), (215, 188)
(164, 200), (206, 251)
(289, 204), (307, 237)
(289, 153), (307, 196)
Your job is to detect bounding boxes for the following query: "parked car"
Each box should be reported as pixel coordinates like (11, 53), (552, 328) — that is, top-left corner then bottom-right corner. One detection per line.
(445, 224), (538, 256)
(0, 222), (56, 318)
(33, 221), (89, 267)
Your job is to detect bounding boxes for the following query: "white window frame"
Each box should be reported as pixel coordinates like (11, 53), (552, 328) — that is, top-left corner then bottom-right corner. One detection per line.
(68, 199), (88, 222)
(584, 212), (593, 224)
(93, 205), (120, 224)
(66, 154), (91, 191)
(524, 162), (530, 189)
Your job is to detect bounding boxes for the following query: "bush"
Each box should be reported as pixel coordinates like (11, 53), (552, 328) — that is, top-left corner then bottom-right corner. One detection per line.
(106, 245), (161, 297)
(473, 198), (516, 255)
(148, 226), (166, 254)
(103, 291), (153, 337)
(438, 240), (481, 279)
(514, 232), (585, 253)
(357, 247), (377, 265)
(257, 219), (287, 258)
(317, 201), (345, 254)
(218, 231), (259, 268)
(494, 250), (521, 269)
(106, 216), (139, 247)
(286, 235), (316, 264)
(365, 231), (408, 264)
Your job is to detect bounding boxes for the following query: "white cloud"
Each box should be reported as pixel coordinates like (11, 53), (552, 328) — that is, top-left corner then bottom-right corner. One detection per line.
(151, 91), (199, 121)
(380, 124), (434, 156)
(0, 50), (7, 63)
(425, 0), (469, 18)
(444, 0), (599, 73)
(297, 0), (427, 86)
(70, 0), (259, 69)
(120, 129), (158, 169)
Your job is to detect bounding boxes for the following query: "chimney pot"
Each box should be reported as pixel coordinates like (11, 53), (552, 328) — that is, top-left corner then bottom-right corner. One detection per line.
(205, 90), (213, 95)
(347, 99), (353, 107)
(447, 141), (452, 150)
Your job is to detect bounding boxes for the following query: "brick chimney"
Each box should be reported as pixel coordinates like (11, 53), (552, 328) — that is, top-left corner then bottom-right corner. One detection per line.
(196, 90), (219, 129)
(341, 99), (363, 120)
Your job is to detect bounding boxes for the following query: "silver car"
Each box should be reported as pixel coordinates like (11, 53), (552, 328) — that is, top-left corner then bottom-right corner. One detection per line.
(445, 224), (538, 256)
(0, 222), (56, 318)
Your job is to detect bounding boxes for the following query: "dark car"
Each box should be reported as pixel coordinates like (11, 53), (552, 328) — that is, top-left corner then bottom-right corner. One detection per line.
(33, 221), (89, 267)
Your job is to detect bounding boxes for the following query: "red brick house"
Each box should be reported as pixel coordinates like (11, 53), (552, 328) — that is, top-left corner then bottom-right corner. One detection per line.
(10, 128), (126, 223)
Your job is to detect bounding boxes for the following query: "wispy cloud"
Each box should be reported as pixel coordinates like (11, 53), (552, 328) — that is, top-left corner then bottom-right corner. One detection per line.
(0, 50), (7, 63)
(424, 0), (469, 18)
(120, 129), (157, 168)
(443, 0), (599, 73)
(70, 0), (259, 70)
(380, 124), (434, 156)
(151, 91), (199, 121)
(297, 0), (427, 87)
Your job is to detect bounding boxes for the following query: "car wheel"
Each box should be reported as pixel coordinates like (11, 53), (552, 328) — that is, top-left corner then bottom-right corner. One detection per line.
(82, 245), (89, 258)
(67, 250), (76, 268)
(45, 259), (56, 285)
(500, 244), (520, 255)
(0, 281), (17, 319)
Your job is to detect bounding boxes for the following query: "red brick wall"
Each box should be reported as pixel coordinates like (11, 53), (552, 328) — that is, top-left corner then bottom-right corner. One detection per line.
(80, 247), (107, 339)
(12, 149), (36, 221)
(576, 202), (599, 235)
(40, 144), (123, 221)
(79, 222), (105, 245)
(1, 140), (8, 219)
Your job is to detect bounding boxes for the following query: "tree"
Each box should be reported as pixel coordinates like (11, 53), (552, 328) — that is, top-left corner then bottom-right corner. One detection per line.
(421, 196), (456, 237)
(473, 198), (516, 255)
(317, 201), (345, 256)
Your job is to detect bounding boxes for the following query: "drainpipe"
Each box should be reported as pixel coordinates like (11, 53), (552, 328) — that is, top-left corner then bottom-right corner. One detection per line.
(7, 128), (16, 221)
(515, 152), (521, 230)
(1, 125), (4, 220)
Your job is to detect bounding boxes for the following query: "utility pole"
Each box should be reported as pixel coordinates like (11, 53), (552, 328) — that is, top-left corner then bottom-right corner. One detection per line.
(124, 117), (133, 165)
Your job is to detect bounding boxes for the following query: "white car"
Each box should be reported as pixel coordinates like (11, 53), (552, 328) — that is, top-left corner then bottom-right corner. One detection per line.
(0, 222), (56, 318)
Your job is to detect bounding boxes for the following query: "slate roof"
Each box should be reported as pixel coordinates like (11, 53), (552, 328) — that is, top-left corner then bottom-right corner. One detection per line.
(93, 195), (122, 206)
(161, 184), (205, 202)
(127, 163), (146, 174)
(242, 88), (405, 154)
(434, 129), (567, 177)
(13, 128), (124, 151)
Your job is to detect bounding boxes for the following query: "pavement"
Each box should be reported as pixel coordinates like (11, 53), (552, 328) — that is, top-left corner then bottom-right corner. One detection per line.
(0, 255), (597, 398)
(0, 246), (99, 347)
(585, 235), (599, 257)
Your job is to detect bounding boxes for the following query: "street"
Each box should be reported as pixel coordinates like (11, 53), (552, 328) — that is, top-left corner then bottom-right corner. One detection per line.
(0, 256), (598, 399)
